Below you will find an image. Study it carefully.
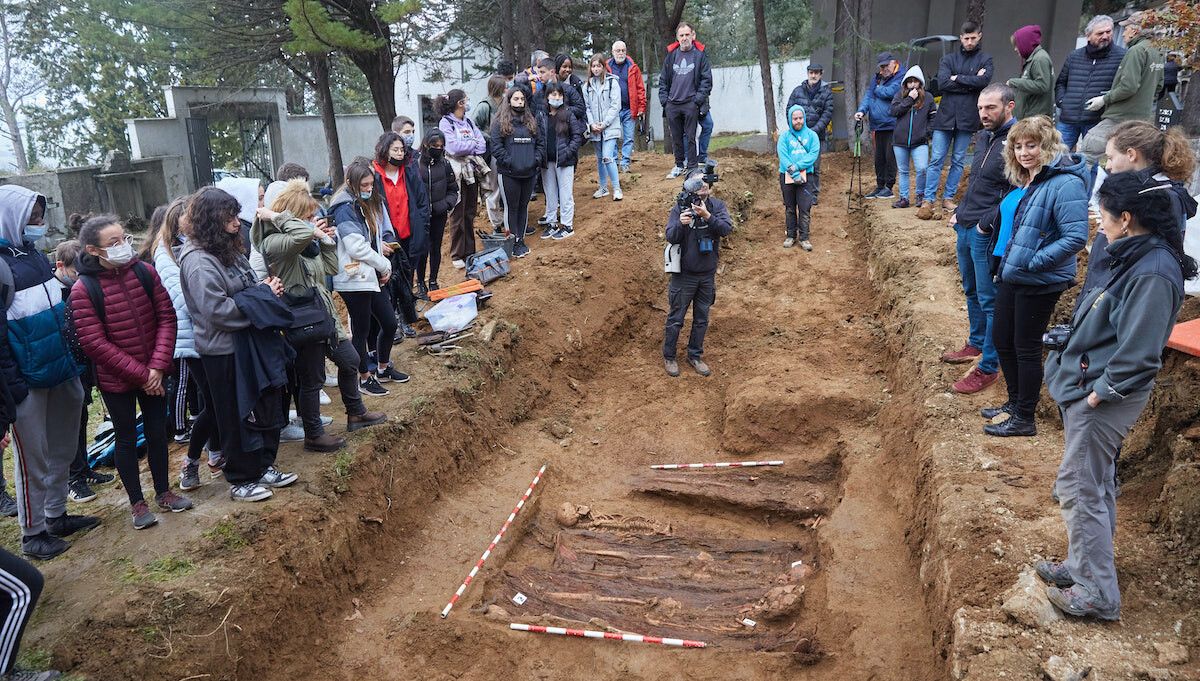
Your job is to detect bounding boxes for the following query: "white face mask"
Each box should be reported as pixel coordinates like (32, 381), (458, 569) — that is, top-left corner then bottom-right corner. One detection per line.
(103, 240), (134, 266)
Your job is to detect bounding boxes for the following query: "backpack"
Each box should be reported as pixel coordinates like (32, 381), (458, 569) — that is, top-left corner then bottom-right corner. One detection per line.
(66, 261), (155, 364)
(465, 247), (510, 285)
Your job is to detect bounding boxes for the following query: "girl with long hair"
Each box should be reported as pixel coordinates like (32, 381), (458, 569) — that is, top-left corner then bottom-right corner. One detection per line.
(583, 52), (623, 201)
(437, 89), (487, 269)
(475, 74), (510, 232)
(490, 87), (545, 259)
(416, 129), (460, 296)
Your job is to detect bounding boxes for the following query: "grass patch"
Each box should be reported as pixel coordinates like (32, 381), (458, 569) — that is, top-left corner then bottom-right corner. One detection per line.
(15, 648), (52, 671)
(410, 395), (433, 416)
(202, 519), (248, 550)
(121, 555), (195, 584)
(333, 450), (353, 479)
(707, 133), (755, 152)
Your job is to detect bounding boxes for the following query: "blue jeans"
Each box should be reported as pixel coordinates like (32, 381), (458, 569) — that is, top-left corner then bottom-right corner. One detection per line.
(698, 111), (713, 162)
(1056, 121), (1095, 151)
(926, 130), (973, 203)
(969, 226), (999, 374)
(618, 109), (635, 169)
(595, 137), (621, 192)
(893, 145), (928, 201)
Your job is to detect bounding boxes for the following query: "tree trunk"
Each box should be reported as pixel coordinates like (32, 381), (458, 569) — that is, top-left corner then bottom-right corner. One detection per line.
(0, 97), (28, 174)
(652, 0), (672, 157)
(310, 53), (344, 188)
(499, 0), (516, 64)
(753, 0), (776, 136)
(835, 0), (873, 151)
(965, 0), (986, 27)
(525, 0), (546, 52)
(347, 45), (397, 129)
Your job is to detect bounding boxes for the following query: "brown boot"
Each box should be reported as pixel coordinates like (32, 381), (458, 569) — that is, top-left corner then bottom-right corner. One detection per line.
(915, 203), (935, 220)
(347, 410), (387, 432)
(942, 199), (957, 213)
(304, 433), (346, 453)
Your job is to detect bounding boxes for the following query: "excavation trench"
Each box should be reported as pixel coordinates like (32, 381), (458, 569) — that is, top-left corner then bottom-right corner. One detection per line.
(50, 153), (947, 681)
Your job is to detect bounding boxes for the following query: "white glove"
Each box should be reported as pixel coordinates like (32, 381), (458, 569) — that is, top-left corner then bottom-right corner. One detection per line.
(1085, 96), (1106, 112)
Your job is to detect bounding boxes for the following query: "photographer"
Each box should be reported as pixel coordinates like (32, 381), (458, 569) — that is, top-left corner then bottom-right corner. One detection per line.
(662, 166), (733, 377)
(1038, 171), (1196, 621)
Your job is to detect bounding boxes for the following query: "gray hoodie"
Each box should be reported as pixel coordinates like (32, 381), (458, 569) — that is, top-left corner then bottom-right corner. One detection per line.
(177, 240), (260, 355)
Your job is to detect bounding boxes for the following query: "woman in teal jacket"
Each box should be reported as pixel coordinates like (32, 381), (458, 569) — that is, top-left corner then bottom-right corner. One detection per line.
(777, 104), (821, 251)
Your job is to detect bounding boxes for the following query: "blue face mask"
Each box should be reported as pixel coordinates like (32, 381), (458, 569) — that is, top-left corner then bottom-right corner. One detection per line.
(548, 98), (564, 109)
(23, 225), (47, 242)
(463, 102), (473, 114)
(359, 191), (372, 201)
(401, 133), (415, 147)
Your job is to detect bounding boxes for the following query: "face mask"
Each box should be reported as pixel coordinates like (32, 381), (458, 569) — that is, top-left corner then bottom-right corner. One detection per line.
(388, 157), (404, 167)
(59, 274), (78, 287)
(512, 105), (525, 114)
(429, 148), (445, 160)
(401, 133), (415, 146)
(463, 102), (472, 114)
(103, 241), (134, 266)
(548, 98), (564, 109)
(23, 225), (47, 242)
(359, 191), (373, 201)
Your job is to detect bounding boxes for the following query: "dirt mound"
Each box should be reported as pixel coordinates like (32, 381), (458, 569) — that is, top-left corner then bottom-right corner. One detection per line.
(720, 373), (874, 453)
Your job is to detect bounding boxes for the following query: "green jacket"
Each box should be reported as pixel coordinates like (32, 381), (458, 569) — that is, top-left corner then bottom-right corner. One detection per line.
(1102, 34), (1163, 123)
(251, 211), (346, 341)
(1010, 46), (1055, 120)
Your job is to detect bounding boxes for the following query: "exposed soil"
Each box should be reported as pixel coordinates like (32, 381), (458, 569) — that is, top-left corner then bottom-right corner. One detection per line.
(20, 149), (1200, 681)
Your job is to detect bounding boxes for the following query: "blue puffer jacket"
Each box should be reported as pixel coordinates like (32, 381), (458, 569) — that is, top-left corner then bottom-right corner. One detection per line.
(997, 153), (1089, 287)
(0, 186), (80, 394)
(857, 66), (904, 131)
(154, 241), (198, 360)
(1054, 42), (1126, 125)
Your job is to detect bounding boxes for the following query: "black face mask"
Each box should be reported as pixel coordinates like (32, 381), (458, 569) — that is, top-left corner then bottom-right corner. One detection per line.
(512, 105), (525, 114)
(428, 148), (445, 160)
(388, 157), (404, 167)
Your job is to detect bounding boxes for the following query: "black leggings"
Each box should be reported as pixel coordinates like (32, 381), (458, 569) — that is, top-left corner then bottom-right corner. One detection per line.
(100, 389), (170, 506)
(992, 282), (1062, 419)
(185, 357), (221, 462)
(779, 174), (813, 240)
(873, 129), (897, 190)
(0, 548), (43, 674)
(502, 175), (536, 244)
(418, 211), (449, 284)
(343, 290), (397, 374)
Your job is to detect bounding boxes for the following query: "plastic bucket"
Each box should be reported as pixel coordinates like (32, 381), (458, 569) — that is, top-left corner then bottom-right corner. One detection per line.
(480, 232), (515, 257)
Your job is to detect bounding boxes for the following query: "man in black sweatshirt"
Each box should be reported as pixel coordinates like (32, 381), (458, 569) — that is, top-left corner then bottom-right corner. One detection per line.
(662, 169), (733, 378)
(658, 22), (713, 179)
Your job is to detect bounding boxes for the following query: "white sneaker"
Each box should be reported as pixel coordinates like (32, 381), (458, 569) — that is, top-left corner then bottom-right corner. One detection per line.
(783, 237), (795, 248)
(230, 482), (272, 502)
(592, 188), (609, 199)
(324, 373), (337, 387)
(319, 389), (331, 405)
(800, 240), (813, 251)
(452, 259), (466, 270)
(613, 188), (623, 201)
(666, 166), (684, 179)
(280, 422), (305, 442)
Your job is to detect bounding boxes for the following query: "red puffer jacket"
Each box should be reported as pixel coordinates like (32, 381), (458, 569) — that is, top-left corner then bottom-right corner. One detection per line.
(69, 255), (177, 394)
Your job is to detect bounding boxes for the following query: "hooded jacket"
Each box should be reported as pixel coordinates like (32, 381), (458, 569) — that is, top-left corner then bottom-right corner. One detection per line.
(658, 42), (713, 110)
(995, 153), (1089, 288)
(1047, 235), (1184, 406)
(153, 242), (198, 360)
(251, 209), (347, 342)
(1055, 41), (1126, 125)
(583, 72), (622, 142)
(330, 187), (396, 294)
(214, 177), (259, 256)
(606, 55), (647, 117)
(69, 255), (176, 394)
(532, 80), (587, 126)
(544, 105), (586, 167)
(1009, 27), (1055, 120)
(1101, 33), (1164, 123)
(857, 64), (905, 131)
(0, 185), (79, 393)
(933, 45), (994, 133)
(439, 113), (487, 158)
(416, 150), (460, 216)
(177, 240), (260, 356)
(372, 158), (431, 259)
(490, 113), (546, 179)
(785, 78), (834, 138)
(889, 66), (937, 148)
(956, 118), (1015, 226)
(777, 105), (821, 177)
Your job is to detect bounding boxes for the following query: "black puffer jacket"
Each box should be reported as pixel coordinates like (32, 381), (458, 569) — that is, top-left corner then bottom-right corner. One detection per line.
(491, 114), (546, 179)
(955, 118), (1015, 227)
(544, 107), (586, 167)
(415, 151), (460, 217)
(1055, 42), (1126, 125)
(932, 47), (993, 133)
(785, 81), (834, 138)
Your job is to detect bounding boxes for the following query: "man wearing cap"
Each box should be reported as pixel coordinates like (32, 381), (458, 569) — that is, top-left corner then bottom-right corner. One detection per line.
(854, 52), (904, 199)
(920, 20), (993, 221)
(1078, 11), (1164, 169)
(785, 64), (833, 205)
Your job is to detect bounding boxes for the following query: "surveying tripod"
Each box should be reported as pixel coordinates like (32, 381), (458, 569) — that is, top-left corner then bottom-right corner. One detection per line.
(848, 119), (865, 211)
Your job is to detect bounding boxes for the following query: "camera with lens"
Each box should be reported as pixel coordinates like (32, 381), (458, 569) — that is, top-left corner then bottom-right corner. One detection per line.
(675, 160), (720, 212)
(1043, 324), (1073, 351)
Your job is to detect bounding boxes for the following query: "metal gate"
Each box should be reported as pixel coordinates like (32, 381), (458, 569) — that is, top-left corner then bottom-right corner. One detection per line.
(238, 116), (274, 183)
(185, 117), (214, 188)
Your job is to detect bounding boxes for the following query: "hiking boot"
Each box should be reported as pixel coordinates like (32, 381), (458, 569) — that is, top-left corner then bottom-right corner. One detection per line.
(980, 402), (1014, 420)
(783, 237), (795, 248)
(347, 410), (387, 432)
(259, 466), (298, 488)
(360, 376), (389, 396)
(552, 225), (574, 240)
(180, 459), (202, 491)
(984, 415), (1037, 437)
(304, 433), (346, 453)
(377, 366), (410, 383)
(953, 367), (999, 394)
(280, 422), (305, 442)
(664, 359), (680, 377)
(613, 188), (623, 201)
(20, 532), (68, 560)
(540, 224), (556, 239)
(47, 513), (100, 537)
(592, 188), (609, 199)
(416, 281), (429, 300)
(5, 670), (64, 680)
(940, 344), (981, 364)
(230, 482), (273, 502)
(688, 358), (712, 377)
(68, 478), (97, 503)
(666, 166), (684, 179)
(155, 490), (194, 513)
(451, 259), (466, 270)
(800, 240), (813, 251)
(84, 469), (115, 485)
(1046, 585), (1119, 621)
(513, 241), (531, 258)
(131, 501), (158, 530)
(942, 199), (957, 213)
(1035, 560), (1075, 587)
(916, 203), (935, 220)
(0, 489), (17, 518)
(892, 197), (910, 209)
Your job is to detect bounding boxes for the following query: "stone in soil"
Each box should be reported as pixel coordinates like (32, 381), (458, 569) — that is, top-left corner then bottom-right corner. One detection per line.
(1041, 655), (1091, 681)
(1001, 569), (1064, 629)
(1153, 641), (1189, 666)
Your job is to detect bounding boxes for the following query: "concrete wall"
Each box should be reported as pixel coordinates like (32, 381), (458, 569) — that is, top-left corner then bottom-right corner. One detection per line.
(282, 114), (388, 180)
(0, 172), (65, 232)
(647, 59), (812, 139)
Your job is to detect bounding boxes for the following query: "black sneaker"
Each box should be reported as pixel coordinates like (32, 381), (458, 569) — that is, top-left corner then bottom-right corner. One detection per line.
(47, 513), (101, 537)
(513, 241), (531, 258)
(360, 376), (389, 396)
(537, 215), (551, 225)
(68, 479), (96, 503)
(377, 366), (410, 384)
(540, 224), (556, 239)
(428, 280), (439, 292)
(84, 469), (115, 485)
(173, 428), (191, 444)
(21, 531), (68, 560)
(416, 281), (429, 300)
(984, 415), (1037, 437)
(524, 224), (536, 237)
(0, 490), (17, 517)
(552, 225), (574, 240)
(980, 403), (1014, 419)
(864, 188), (884, 199)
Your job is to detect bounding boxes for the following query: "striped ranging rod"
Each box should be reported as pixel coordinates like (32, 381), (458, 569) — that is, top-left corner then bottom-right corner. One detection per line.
(440, 463), (548, 619)
(509, 623), (708, 648)
(650, 460), (784, 470)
